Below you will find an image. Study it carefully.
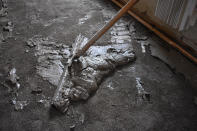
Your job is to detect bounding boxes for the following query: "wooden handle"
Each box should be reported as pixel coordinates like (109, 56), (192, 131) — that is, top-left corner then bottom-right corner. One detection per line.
(77, 0), (139, 57)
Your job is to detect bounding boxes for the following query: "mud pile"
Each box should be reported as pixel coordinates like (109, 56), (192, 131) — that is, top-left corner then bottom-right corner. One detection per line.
(53, 42), (135, 112)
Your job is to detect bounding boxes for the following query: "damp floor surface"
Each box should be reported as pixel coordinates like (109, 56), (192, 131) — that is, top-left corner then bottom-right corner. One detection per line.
(0, 0), (197, 131)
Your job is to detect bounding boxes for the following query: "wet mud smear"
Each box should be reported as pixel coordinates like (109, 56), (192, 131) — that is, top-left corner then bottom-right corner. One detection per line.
(27, 36), (67, 86)
(28, 35), (135, 112)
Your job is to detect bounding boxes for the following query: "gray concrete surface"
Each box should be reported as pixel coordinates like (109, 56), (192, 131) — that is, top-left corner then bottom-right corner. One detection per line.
(0, 0), (197, 131)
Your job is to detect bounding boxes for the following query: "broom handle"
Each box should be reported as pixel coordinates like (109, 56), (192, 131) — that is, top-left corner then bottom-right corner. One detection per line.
(77, 0), (139, 57)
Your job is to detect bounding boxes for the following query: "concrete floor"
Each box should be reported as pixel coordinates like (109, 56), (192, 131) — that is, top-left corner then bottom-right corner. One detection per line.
(0, 0), (197, 131)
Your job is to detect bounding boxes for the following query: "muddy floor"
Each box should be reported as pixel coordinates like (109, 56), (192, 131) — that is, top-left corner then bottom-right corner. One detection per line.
(0, 0), (197, 131)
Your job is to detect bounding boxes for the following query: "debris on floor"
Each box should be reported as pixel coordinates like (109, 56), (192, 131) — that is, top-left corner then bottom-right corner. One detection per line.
(129, 21), (150, 53)
(52, 34), (136, 112)
(26, 36), (66, 86)
(140, 41), (149, 53)
(37, 95), (51, 108)
(8, 68), (20, 89)
(110, 19), (132, 44)
(26, 38), (38, 48)
(37, 48), (64, 85)
(135, 77), (151, 104)
(12, 99), (29, 111)
(2, 21), (13, 38)
(6, 68), (29, 111)
(25, 49), (29, 53)
(107, 81), (115, 90)
(3, 21), (13, 32)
